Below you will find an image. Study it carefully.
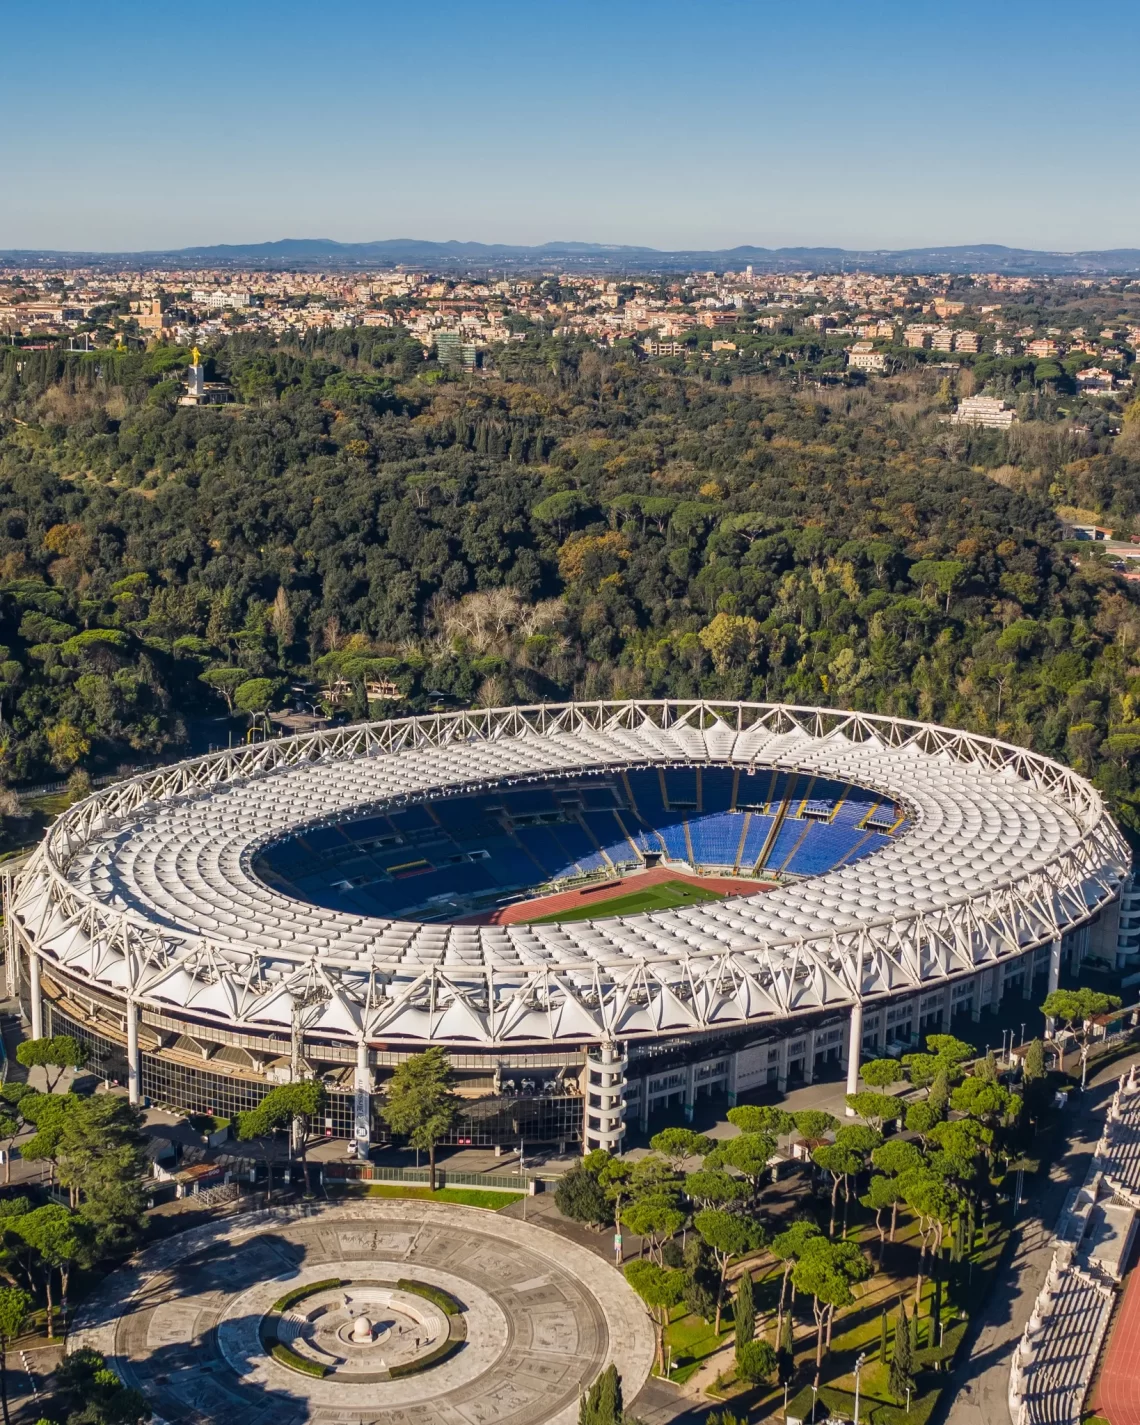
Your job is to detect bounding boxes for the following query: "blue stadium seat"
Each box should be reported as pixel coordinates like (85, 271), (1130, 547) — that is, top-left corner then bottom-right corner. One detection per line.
(740, 814), (775, 866)
(261, 773), (894, 919)
(658, 821), (689, 860)
(687, 812), (744, 865)
(700, 770), (735, 812)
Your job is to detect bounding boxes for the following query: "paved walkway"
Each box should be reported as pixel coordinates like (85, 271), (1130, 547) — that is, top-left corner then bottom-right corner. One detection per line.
(71, 1201), (655, 1425)
(941, 1051), (1140, 1425)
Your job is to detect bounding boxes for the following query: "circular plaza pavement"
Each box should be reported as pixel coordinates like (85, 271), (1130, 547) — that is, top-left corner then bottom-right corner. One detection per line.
(68, 1201), (656, 1425)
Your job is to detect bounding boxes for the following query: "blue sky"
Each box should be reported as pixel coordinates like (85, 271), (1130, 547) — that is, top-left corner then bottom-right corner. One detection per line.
(3, 0), (1138, 253)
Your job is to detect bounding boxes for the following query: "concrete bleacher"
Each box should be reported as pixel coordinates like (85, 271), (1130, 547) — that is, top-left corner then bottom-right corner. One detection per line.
(255, 768), (901, 922)
(1009, 1067), (1140, 1425)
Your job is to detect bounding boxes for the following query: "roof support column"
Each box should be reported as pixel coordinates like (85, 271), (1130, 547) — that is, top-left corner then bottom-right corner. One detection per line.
(28, 949), (42, 1041)
(1, 871), (16, 1000)
(845, 1000), (863, 1114)
(126, 997), (140, 1107)
(1046, 937), (1062, 1036)
(776, 1035), (789, 1094)
(354, 1038), (372, 1160)
(803, 1028), (816, 1086)
(290, 1000), (304, 1152)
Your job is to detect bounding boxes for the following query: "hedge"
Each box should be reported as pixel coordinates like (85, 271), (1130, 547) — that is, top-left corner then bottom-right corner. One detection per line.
(388, 1334), (464, 1378)
(271, 1343), (328, 1378)
(270, 1278), (344, 1313)
(396, 1278), (461, 1316)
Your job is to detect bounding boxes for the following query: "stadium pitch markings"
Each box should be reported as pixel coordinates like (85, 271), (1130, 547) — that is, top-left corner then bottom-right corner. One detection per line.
(522, 878), (725, 923)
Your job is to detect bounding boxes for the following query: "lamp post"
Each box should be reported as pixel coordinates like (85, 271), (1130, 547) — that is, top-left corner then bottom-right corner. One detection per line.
(810, 1383), (818, 1423)
(784, 1381), (790, 1421)
(1020, 1022), (1026, 1048)
(906, 1385), (912, 1414)
(854, 1351), (867, 1425)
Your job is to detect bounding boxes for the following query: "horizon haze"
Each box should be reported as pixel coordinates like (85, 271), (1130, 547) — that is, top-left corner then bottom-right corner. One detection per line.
(4, 0), (1139, 254)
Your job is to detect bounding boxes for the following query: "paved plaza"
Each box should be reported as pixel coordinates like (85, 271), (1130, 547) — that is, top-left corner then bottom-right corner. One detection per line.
(69, 1201), (655, 1425)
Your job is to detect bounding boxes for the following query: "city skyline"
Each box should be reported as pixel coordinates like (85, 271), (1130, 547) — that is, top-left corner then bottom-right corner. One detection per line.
(5, 0), (1139, 254)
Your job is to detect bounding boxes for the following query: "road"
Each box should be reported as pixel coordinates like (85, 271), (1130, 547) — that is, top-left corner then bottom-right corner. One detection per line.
(941, 1051), (1138, 1425)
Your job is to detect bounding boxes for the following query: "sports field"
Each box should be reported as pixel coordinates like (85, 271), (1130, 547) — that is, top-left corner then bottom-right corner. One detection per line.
(522, 877), (726, 923)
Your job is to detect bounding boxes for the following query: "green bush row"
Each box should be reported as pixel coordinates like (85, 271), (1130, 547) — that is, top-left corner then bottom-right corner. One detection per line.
(388, 1334), (463, 1378)
(270, 1277), (344, 1313)
(396, 1278), (462, 1316)
(270, 1343), (328, 1378)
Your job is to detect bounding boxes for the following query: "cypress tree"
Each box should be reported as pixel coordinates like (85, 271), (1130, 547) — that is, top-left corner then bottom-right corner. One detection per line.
(1024, 1038), (1046, 1081)
(734, 1271), (755, 1359)
(889, 1302), (914, 1402)
(580, 1364), (623, 1425)
(779, 1308), (795, 1383)
(927, 1067), (950, 1118)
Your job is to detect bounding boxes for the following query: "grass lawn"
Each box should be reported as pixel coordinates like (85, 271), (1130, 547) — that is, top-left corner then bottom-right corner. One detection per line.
(348, 1184), (524, 1209)
(524, 878), (724, 924)
(664, 1304), (731, 1384)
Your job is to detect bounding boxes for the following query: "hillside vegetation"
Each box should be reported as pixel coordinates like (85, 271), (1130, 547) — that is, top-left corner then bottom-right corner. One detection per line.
(2, 332), (1140, 837)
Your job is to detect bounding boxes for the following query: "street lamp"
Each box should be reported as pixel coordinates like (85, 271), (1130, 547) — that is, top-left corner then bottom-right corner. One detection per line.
(906, 1385), (912, 1414)
(1020, 1022), (1026, 1047)
(784, 1381), (790, 1421)
(811, 1383), (819, 1422)
(854, 1351), (867, 1425)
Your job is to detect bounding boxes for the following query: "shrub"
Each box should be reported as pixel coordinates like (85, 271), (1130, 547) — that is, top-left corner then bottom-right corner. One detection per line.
(387, 1334), (464, 1377)
(270, 1277), (344, 1313)
(271, 1342), (327, 1377)
(396, 1278), (462, 1316)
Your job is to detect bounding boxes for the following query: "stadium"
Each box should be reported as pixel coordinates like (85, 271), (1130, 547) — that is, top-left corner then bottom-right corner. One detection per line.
(3, 700), (1131, 1155)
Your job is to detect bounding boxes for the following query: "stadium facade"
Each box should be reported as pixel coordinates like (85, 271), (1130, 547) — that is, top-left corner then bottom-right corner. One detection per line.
(4, 701), (1131, 1154)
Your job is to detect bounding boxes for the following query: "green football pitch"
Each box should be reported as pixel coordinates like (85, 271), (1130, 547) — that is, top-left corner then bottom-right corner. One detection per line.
(521, 878), (726, 924)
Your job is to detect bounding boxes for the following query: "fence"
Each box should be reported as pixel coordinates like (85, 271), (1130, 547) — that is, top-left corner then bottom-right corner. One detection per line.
(15, 765), (155, 803)
(322, 1162), (542, 1193)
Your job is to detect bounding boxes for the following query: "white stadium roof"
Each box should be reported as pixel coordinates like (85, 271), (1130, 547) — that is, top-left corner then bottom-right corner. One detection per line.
(10, 702), (1131, 1047)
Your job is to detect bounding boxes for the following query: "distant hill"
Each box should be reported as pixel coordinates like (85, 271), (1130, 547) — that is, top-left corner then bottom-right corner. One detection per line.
(3, 237), (1140, 275)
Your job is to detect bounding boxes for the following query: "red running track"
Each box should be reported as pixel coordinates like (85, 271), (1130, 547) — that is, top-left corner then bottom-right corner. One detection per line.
(1093, 1265), (1140, 1425)
(459, 866), (771, 926)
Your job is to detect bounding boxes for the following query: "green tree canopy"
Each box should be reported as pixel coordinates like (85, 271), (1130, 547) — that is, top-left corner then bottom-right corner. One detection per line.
(859, 1058), (903, 1088)
(378, 1046), (459, 1190)
(648, 1127), (714, 1170)
(15, 1036), (84, 1093)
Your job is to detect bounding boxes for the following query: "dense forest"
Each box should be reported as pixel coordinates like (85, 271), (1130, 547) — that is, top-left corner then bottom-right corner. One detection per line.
(3, 328), (1140, 837)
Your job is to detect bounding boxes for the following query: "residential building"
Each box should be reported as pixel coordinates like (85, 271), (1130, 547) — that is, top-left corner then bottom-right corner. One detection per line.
(1027, 338), (1060, 359)
(953, 331), (980, 353)
(847, 342), (887, 372)
(435, 331), (463, 367)
(932, 327), (956, 352)
(134, 298), (167, 336)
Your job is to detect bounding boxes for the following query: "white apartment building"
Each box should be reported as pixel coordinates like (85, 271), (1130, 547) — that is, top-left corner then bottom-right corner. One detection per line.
(847, 342), (887, 372)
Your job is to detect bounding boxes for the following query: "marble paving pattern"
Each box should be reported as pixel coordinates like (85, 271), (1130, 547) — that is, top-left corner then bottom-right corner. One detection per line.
(69, 1202), (655, 1425)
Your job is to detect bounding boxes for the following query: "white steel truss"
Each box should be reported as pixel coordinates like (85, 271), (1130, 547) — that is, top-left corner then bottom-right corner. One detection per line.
(8, 701), (1131, 1048)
